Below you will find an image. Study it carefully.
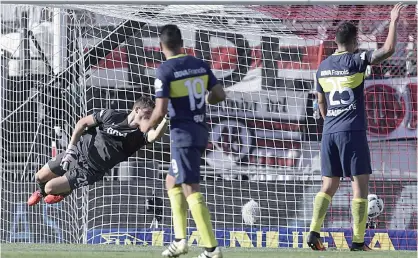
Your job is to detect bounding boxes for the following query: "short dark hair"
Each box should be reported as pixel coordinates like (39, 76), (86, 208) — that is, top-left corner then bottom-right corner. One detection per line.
(133, 96), (155, 110)
(335, 22), (358, 45)
(159, 24), (183, 51)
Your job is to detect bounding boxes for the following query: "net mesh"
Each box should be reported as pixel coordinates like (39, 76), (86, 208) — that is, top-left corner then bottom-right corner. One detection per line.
(0, 4), (417, 249)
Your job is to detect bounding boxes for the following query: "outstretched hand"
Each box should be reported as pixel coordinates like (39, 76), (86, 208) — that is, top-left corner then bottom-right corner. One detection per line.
(60, 144), (78, 171)
(391, 3), (406, 23)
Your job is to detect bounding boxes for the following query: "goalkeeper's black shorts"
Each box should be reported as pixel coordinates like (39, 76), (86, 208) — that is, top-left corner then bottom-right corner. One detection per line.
(45, 151), (105, 190)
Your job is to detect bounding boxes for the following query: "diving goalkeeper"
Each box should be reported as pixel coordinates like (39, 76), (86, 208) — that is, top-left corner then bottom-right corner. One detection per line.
(28, 96), (168, 206)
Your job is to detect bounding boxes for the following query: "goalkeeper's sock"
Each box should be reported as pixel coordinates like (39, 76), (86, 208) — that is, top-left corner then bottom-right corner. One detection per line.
(168, 187), (188, 240)
(352, 198), (368, 244)
(187, 192), (217, 248)
(309, 192), (332, 233)
(37, 181), (47, 197)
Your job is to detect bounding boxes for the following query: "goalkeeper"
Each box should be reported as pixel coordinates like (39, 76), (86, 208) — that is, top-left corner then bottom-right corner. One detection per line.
(28, 96), (168, 206)
(140, 24), (226, 258)
(307, 3), (404, 251)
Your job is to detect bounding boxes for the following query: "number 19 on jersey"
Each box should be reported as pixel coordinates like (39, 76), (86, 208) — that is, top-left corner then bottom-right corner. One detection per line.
(184, 77), (206, 111)
(168, 77), (207, 123)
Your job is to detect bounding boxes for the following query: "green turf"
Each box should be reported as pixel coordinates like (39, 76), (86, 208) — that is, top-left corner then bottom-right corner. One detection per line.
(1, 244), (417, 258)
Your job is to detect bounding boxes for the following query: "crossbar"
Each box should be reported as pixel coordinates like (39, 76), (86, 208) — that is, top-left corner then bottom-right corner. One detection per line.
(2, 0), (417, 4)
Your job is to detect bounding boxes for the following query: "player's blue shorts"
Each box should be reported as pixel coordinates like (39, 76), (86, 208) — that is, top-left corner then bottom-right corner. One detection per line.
(321, 131), (372, 178)
(169, 146), (205, 184)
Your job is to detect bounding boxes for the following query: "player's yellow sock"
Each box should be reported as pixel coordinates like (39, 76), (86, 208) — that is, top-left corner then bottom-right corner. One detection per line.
(187, 192), (217, 248)
(309, 192), (332, 233)
(352, 198), (368, 243)
(168, 187), (187, 240)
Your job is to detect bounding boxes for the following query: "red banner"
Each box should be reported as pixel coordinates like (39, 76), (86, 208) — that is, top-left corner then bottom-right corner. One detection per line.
(365, 78), (417, 141)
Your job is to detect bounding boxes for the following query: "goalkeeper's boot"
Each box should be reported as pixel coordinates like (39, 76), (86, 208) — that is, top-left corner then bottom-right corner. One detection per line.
(196, 247), (223, 258)
(44, 195), (65, 204)
(44, 191), (71, 204)
(350, 242), (372, 251)
(307, 231), (326, 251)
(162, 239), (188, 257)
(28, 190), (43, 206)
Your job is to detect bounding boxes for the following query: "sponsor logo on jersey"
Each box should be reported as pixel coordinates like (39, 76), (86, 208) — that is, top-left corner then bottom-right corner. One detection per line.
(173, 67), (206, 79)
(106, 127), (126, 137)
(320, 69), (349, 76)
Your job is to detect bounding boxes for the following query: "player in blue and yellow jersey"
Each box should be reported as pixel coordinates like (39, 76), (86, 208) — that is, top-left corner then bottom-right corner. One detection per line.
(140, 24), (226, 258)
(307, 3), (405, 252)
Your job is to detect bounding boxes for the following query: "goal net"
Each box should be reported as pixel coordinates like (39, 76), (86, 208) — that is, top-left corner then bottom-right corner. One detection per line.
(1, 3), (417, 250)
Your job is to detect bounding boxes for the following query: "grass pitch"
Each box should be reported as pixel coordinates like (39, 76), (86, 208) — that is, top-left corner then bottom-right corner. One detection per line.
(1, 244), (417, 258)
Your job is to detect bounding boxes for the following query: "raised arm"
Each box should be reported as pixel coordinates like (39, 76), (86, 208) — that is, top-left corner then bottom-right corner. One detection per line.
(370, 3), (405, 65)
(146, 117), (169, 143)
(140, 67), (170, 133)
(61, 113), (99, 171)
(68, 115), (97, 146)
(140, 97), (168, 133)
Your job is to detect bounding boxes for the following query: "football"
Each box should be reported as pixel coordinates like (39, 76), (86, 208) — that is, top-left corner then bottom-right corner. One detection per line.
(242, 199), (261, 225)
(368, 194), (384, 219)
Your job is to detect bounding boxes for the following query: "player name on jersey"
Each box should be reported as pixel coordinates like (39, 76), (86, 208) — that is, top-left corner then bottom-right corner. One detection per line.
(327, 103), (357, 117)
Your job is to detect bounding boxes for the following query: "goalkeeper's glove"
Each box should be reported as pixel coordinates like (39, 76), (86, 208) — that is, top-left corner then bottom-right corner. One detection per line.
(60, 144), (77, 171)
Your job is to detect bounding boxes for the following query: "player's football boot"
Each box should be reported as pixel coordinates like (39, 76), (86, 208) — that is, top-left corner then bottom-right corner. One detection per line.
(307, 231), (326, 251)
(196, 247), (223, 258)
(161, 239), (188, 257)
(27, 190), (43, 206)
(44, 194), (65, 204)
(350, 242), (372, 251)
(44, 191), (72, 204)
(44, 191), (73, 204)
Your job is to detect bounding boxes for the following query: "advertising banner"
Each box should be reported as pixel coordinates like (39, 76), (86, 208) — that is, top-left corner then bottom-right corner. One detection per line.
(210, 90), (308, 123)
(364, 78), (417, 141)
(5, 179), (416, 244)
(86, 227), (417, 251)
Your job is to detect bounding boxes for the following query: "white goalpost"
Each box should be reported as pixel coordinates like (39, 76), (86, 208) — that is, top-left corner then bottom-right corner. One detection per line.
(0, 2), (417, 250)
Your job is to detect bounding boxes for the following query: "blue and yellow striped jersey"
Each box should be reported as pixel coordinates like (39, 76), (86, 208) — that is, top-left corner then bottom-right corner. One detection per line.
(316, 50), (374, 134)
(154, 54), (218, 147)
